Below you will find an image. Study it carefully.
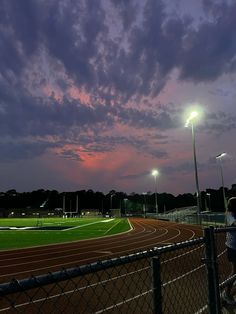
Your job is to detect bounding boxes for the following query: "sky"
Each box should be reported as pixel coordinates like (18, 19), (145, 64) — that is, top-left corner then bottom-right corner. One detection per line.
(0, 0), (236, 196)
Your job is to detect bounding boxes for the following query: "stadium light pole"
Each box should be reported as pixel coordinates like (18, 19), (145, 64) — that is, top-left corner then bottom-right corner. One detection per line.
(110, 194), (114, 210)
(216, 152), (227, 211)
(206, 193), (211, 212)
(142, 192), (147, 218)
(151, 169), (159, 215)
(124, 198), (128, 216)
(185, 111), (201, 216)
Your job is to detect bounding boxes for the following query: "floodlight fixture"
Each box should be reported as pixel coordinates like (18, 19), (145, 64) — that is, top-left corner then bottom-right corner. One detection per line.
(185, 111), (199, 127)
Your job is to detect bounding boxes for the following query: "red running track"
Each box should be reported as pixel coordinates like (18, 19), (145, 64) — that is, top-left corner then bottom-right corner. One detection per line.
(0, 218), (203, 283)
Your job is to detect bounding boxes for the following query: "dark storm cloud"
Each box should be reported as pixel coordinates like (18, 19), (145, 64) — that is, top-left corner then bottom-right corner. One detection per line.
(42, 0), (108, 86)
(110, 0), (138, 29)
(59, 149), (83, 161)
(117, 106), (178, 129)
(179, 1), (236, 81)
(120, 158), (214, 183)
(0, 30), (25, 76)
(2, 0), (41, 55)
(2, 0), (236, 95)
(115, 0), (236, 85)
(0, 140), (56, 162)
(163, 160), (211, 177)
(68, 133), (168, 159)
(0, 76), (174, 161)
(208, 87), (232, 97)
(1, 0), (236, 163)
(0, 0), (42, 75)
(0, 75), (178, 138)
(0, 0), (107, 85)
(119, 171), (149, 181)
(0, 86), (115, 138)
(203, 111), (236, 134)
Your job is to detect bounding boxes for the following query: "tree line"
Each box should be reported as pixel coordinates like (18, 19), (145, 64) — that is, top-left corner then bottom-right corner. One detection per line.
(0, 184), (236, 216)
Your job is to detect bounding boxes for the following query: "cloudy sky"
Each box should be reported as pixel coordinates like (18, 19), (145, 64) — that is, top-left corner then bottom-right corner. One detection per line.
(0, 0), (236, 195)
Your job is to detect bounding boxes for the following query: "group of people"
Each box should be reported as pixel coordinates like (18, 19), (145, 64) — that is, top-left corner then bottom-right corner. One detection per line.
(223, 197), (236, 305)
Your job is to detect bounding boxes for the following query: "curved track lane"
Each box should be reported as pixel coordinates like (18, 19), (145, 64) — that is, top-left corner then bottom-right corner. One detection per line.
(0, 218), (203, 283)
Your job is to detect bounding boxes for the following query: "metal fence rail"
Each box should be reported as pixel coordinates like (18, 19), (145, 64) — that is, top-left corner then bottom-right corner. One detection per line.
(0, 227), (234, 313)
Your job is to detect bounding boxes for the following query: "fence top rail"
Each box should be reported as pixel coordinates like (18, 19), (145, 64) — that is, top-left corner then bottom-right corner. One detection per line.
(0, 236), (204, 296)
(214, 226), (236, 233)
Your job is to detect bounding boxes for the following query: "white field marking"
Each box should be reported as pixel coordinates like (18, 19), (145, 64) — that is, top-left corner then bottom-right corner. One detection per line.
(0, 219), (132, 255)
(0, 225), (197, 271)
(156, 225), (200, 243)
(134, 220), (168, 238)
(218, 248), (226, 258)
(127, 218), (134, 231)
(154, 227), (181, 243)
(0, 245), (110, 268)
(0, 221), (200, 278)
(0, 224), (142, 268)
(0, 226), (211, 313)
(0, 264), (150, 312)
(101, 219), (115, 223)
(0, 243), (211, 312)
(93, 251), (113, 254)
(194, 305), (208, 314)
(104, 220), (121, 235)
(0, 240), (147, 278)
(176, 226), (202, 240)
(136, 219), (193, 244)
(161, 244), (226, 270)
(163, 264), (204, 287)
(0, 222), (135, 268)
(6, 227), (33, 230)
(163, 245), (204, 264)
(1, 262), (206, 314)
(94, 290), (151, 313)
(134, 263), (206, 314)
(61, 219), (115, 231)
(11, 285), (151, 313)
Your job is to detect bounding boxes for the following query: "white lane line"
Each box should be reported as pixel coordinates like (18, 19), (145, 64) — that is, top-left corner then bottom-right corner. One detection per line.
(104, 220), (121, 235)
(62, 219), (115, 231)
(94, 251), (112, 254)
(95, 290), (151, 313)
(163, 245), (204, 264)
(0, 265), (150, 312)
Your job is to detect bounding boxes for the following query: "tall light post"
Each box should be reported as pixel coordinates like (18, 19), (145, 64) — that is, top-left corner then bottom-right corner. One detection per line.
(110, 194), (114, 210)
(124, 198), (128, 216)
(185, 111), (201, 215)
(216, 152), (227, 211)
(142, 192), (147, 218)
(206, 193), (211, 212)
(151, 169), (159, 215)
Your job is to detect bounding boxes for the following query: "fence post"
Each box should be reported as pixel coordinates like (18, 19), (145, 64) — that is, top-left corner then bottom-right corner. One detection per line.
(204, 226), (221, 314)
(152, 256), (162, 314)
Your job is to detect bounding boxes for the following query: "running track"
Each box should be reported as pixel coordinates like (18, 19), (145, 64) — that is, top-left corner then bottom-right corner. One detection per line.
(0, 218), (203, 284)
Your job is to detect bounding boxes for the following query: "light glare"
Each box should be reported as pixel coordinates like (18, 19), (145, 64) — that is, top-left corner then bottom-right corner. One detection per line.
(185, 111), (199, 127)
(152, 169), (159, 177)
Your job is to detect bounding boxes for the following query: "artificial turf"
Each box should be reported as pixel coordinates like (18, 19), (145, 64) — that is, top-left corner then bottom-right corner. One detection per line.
(0, 217), (131, 250)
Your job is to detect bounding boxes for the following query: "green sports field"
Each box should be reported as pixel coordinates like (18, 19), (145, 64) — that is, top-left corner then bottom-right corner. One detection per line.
(0, 217), (131, 250)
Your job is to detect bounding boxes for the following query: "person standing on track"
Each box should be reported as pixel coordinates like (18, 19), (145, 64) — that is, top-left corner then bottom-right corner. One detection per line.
(223, 197), (236, 305)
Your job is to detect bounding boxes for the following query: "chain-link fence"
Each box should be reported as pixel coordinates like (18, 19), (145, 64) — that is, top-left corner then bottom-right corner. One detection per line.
(0, 227), (234, 313)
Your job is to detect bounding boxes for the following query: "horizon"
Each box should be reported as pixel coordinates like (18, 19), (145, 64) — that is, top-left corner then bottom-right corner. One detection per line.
(1, 184), (234, 198)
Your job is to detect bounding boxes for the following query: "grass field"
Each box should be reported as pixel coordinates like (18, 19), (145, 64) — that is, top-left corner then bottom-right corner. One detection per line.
(0, 217), (131, 250)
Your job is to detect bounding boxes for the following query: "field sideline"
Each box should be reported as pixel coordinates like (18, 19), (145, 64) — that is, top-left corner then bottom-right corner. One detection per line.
(0, 217), (131, 250)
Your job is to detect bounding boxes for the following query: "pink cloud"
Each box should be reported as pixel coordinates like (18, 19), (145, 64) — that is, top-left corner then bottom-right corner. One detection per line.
(68, 86), (91, 104)
(42, 84), (63, 102)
